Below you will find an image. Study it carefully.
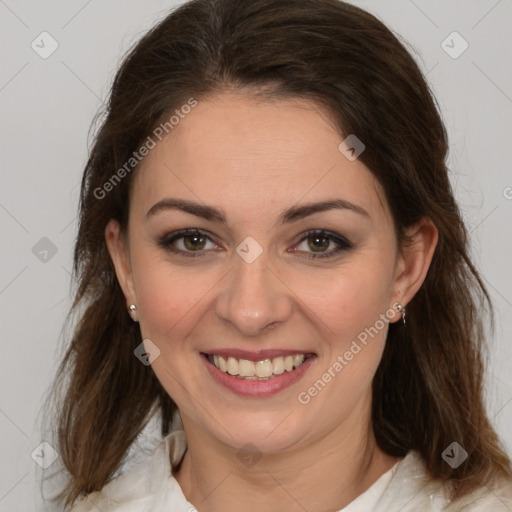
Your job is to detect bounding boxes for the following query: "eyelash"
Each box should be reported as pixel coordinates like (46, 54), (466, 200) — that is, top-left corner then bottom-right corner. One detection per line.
(157, 228), (352, 260)
(292, 229), (352, 259)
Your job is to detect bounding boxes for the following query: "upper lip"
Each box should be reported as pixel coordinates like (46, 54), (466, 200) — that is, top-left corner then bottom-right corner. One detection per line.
(202, 349), (315, 362)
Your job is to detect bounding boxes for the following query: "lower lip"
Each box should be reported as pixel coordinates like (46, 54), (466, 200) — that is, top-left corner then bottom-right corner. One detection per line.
(200, 353), (317, 397)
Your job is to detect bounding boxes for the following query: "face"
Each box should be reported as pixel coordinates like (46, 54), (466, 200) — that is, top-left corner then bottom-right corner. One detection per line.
(106, 92), (436, 454)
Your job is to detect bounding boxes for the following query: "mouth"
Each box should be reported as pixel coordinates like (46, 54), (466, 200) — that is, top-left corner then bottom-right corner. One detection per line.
(203, 352), (315, 380)
(200, 348), (317, 397)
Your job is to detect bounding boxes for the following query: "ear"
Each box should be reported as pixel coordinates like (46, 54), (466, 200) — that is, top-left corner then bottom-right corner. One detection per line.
(105, 219), (137, 308)
(390, 217), (438, 323)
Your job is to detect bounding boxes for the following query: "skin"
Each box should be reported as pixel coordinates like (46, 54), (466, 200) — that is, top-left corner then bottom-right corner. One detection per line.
(106, 91), (438, 512)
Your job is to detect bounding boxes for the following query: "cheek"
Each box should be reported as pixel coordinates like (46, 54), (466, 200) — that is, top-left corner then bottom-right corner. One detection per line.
(293, 263), (393, 424)
(133, 258), (220, 337)
(132, 242), (396, 346)
(129, 252), (219, 408)
(288, 256), (395, 338)
(287, 254), (395, 402)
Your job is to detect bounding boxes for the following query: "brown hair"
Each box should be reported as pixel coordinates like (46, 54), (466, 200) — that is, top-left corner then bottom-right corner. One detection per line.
(48, 0), (512, 507)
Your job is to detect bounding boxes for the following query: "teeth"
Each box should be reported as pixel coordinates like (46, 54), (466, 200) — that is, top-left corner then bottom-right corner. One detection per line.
(210, 354), (308, 379)
(272, 357), (285, 375)
(255, 359), (273, 378)
(227, 357), (238, 376)
(293, 354), (304, 368)
(238, 359), (255, 377)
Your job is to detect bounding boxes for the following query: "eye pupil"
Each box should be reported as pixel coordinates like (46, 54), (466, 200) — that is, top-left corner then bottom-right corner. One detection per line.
(308, 235), (329, 252)
(184, 234), (206, 250)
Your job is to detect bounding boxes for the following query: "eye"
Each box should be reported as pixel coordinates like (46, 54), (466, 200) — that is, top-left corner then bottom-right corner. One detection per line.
(158, 228), (351, 260)
(290, 229), (352, 259)
(158, 229), (220, 257)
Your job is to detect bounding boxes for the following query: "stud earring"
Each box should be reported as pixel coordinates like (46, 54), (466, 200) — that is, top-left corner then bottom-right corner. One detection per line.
(396, 303), (406, 326)
(129, 304), (138, 322)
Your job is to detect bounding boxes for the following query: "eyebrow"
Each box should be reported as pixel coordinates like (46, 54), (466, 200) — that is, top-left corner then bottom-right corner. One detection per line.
(145, 198), (369, 224)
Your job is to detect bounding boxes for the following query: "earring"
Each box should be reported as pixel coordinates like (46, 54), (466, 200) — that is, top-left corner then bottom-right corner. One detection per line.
(396, 303), (406, 326)
(129, 304), (139, 322)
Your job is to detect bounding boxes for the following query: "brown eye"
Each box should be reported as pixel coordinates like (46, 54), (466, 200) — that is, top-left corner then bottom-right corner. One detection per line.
(307, 234), (331, 252)
(158, 229), (220, 257)
(183, 233), (207, 251)
(292, 229), (352, 260)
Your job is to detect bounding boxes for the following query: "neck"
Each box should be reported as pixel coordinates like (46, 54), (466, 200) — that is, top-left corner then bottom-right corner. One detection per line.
(174, 401), (399, 512)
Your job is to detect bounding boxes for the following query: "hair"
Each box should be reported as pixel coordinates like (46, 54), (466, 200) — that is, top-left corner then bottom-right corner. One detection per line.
(48, 0), (511, 508)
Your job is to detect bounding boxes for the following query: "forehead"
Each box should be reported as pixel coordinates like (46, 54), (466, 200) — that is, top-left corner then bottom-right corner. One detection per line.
(131, 93), (390, 223)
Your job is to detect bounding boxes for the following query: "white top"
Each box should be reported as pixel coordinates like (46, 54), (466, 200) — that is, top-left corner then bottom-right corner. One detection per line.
(71, 430), (512, 511)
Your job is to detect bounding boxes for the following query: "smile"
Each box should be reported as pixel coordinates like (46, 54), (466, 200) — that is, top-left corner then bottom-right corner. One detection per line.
(201, 350), (317, 397)
(206, 353), (310, 380)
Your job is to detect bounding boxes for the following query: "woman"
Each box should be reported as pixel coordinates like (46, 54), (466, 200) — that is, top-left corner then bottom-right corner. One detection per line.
(48, 0), (512, 510)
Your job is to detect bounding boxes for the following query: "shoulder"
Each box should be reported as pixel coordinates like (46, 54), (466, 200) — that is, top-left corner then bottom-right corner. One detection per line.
(444, 476), (512, 511)
(380, 451), (512, 511)
(70, 430), (189, 512)
(70, 457), (155, 512)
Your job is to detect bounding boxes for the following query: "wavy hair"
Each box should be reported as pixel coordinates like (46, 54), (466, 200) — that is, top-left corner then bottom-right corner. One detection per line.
(47, 0), (511, 507)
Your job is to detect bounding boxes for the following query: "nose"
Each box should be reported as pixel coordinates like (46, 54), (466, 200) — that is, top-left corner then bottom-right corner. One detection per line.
(214, 250), (294, 337)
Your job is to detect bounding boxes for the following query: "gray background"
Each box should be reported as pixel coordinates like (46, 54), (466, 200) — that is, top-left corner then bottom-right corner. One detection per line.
(1, 0), (511, 510)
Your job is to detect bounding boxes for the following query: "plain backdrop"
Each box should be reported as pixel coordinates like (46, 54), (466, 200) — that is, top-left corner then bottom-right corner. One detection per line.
(1, 0), (511, 510)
